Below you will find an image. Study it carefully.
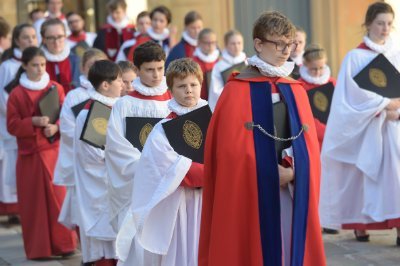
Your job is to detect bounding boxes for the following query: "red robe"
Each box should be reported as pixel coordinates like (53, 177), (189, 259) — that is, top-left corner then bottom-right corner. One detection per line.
(199, 70), (325, 266)
(298, 77), (336, 149)
(46, 58), (73, 95)
(6, 81), (76, 259)
(193, 56), (218, 100)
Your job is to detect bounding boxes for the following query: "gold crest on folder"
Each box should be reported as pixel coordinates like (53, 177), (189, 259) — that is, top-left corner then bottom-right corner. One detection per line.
(139, 123), (154, 148)
(183, 120), (203, 150)
(369, 68), (387, 88)
(313, 91), (329, 112)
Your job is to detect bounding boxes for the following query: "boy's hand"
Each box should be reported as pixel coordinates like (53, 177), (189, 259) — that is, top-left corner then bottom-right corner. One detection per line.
(43, 124), (58, 137)
(278, 164), (294, 187)
(32, 116), (49, 127)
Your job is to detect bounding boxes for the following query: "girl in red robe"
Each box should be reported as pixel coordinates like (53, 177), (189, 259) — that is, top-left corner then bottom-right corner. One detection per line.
(298, 44), (336, 149)
(6, 47), (76, 260)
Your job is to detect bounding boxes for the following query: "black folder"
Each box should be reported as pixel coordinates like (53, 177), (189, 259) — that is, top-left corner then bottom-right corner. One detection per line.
(353, 53), (400, 98)
(80, 100), (111, 150)
(221, 61), (247, 84)
(38, 85), (60, 124)
(162, 105), (212, 163)
(125, 117), (162, 151)
(273, 101), (292, 163)
(71, 99), (90, 118)
(306, 82), (334, 124)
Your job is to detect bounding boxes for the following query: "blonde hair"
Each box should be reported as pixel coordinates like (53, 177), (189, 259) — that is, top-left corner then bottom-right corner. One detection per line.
(81, 48), (108, 68)
(253, 11), (296, 40)
(166, 58), (203, 89)
(303, 44), (326, 63)
(224, 29), (243, 46)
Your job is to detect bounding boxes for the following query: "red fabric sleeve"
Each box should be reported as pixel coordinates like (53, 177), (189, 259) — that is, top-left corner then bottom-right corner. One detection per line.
(180, 162), (204, 188)
(7, 94), (36, 138)
(313, 118), (326, 148)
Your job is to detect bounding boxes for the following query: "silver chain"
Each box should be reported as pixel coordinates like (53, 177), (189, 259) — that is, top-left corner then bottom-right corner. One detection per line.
(248, 122), (305, 142)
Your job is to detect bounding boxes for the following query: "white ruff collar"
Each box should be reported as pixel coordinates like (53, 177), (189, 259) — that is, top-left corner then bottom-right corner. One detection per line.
(193, 48), (220, 63)
(221, 49), (246, 65)
(182, 31), (197, 46)
(247, 55), (294, 77)
(20, 72), (50, 91)
(132, 77), (168, 96)
(290, 51), (304, 66)
(147, 27), (170, 41)
(42, 45), (70, 62)
(79, 75), (94, 91)
(13, 48), (22, 59)
(299, 64), (331, 85)
(88, 89), (119, 106)
(363, 35), (394, 54)
(168, 98), (208, 116)
(107, 15), (130, 34)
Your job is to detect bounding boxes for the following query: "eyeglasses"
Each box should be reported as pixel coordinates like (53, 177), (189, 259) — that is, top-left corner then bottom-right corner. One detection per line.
(45, 35), (65, 42)
(260, 38), (298, 52)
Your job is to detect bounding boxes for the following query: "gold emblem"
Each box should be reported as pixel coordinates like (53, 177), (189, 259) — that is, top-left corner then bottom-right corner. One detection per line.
(369, 68), (387, 88)
(313, 91), (328, 112)
(183, 120), (203, 149)
(92, 118), (108, 135)
(75, 45), (86, 58)
(139, 123), (153, 147)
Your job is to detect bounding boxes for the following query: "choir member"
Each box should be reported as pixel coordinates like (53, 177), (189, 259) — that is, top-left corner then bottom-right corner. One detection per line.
(117, 61), (137, 96)
(66, 12), (97, 52)
(288, 26), (306, 80)
(0, 17), (11, 62)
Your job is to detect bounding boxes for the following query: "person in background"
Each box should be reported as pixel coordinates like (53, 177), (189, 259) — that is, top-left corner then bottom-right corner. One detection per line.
(0, 23), (38, 225)
(117, 61), (137, 96)
(66, 12), (97, 53)
(165, 11), (204, 68)
(208, 29), (246, 111)
(29, 8), (45, 24)
(193, 28), (220, 100)
(0, 17), (11, 62)
(93, 0), (135, 61)
(289, 26), (306, 79)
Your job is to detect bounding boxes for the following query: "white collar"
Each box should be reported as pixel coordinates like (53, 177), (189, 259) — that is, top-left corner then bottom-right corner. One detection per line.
(79, 75), (94, 91)
(19, 72), (50, 91)
(88, 89), (119, 106)
(41, 45), (70, 62)
(221, 49), (246, 65)
(168, 98), (208, 116)
(290, 51), (304, 66)
(132, 77), (168, 96)
(13, 48), (22, 59)
(299, 64), (331, 85)
(247, 55), (294, 77)
(107, 15), (130, 34)
(182, 31), (197, 46)
(193, 48), (220, 63)
(147, 27), (170, 41)
(363, 35), (394, 54)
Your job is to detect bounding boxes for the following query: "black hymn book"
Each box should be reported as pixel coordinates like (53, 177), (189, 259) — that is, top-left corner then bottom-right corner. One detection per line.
(125, 117), (162, 152)
(306, 82), (334, 124)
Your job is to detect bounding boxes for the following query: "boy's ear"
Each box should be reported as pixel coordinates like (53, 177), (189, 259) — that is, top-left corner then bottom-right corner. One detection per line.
(100, 80), (109, 90)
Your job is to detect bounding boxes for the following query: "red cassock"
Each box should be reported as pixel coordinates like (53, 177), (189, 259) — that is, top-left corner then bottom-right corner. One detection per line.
(193, 56), (218, 100)
(199, 71), (326, 266)
(298, 77), (336, 149)
(6, 81), (76, 259)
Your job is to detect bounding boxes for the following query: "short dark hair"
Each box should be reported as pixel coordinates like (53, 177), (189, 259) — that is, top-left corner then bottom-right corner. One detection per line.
(107, 0), (127, 12)
(66, 11), (84, 20)
(29, 8), (44, 20)
(133, 41), (166, 68)
(137, 11), (150, 22)
(150, 6), (172, 24)
(88, 60), (122, 90)
(184, 11), (202, 26)
(0, 17), (11, 38)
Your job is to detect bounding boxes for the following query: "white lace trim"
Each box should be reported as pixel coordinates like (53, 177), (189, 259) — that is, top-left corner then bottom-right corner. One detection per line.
(193, 48), (220, 63)
(299, 64), (331, 85)
(290, 51), (303, 66)
(19, 72), (50, 91)
(132, 77), (168, 96)
(41, 45), (70, 62)
(168, 98), (208, 116)
(147, 27), (170, 41)
(79, 75), (94, 91)
(88, 89), (119, 106)
(247, 55), (294, 77)
(13, 48), (22, 59)
(107, 15), (130, 34)
(363, 35), (394, 54)
(221, 50), (246, 65)
(182, 31), (197, 46)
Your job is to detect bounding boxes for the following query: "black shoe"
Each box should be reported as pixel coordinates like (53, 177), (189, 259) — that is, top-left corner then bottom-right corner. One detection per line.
(323, 228), (339, 234)
(7, 215), (20, 224)
(60, 250), (76, 259)
(397, 237), (400, 246)
(354, 230), (370, 242)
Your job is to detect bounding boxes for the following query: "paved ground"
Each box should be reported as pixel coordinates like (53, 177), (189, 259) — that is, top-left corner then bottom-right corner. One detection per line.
(0, 216), (399, 266)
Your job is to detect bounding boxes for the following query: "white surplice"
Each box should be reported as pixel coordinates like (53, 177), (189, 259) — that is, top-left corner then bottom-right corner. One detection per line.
(208, 50), (247, 111)
(74, 90), (118, 263)
(0, 51), (22, 204)
(320, 36), (400, 228)
(116, 98), (208, 266)
(55, 75), (94, 229)
(105, 78), (171, 230)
